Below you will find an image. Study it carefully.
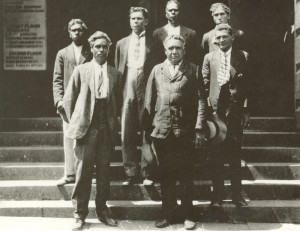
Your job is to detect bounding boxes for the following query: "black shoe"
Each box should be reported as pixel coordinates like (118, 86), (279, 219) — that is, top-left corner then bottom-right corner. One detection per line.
(72, 218), (85, 231)
(122, 176), (140, 186)
(232, 198), (248, 207)
(210, 200), (222, 208)
(155, 219), (171, 228)
(96, 210), (118, 227)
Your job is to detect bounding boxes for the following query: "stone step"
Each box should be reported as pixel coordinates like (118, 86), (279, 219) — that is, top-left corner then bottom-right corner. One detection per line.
(0, 117), (296, 132)
(0, 200), (299, 223)
(1, 146), (300, 163)
(0, 180), (299, 201)
(0, 131), (299, 147)
(1, 162), (300, 181)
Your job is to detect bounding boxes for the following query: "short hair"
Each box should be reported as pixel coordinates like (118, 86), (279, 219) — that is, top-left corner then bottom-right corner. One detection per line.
(215, 23), (233, 36)
(165, 0), (181, 11)
(88, 31), (112, 48)
(210, 3), (231, 16)
(68, 19), (88, 31)
(129, 7), (149, 19)
(163, 34), (185, 48)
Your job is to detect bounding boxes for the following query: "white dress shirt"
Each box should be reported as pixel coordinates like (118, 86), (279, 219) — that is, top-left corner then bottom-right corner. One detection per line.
(93, 59), (109, 99)
(167, 23), (180, 36)
(168, 60), (183, 78)
(72, 42), (83, 65)
(127, 31), (146, 69)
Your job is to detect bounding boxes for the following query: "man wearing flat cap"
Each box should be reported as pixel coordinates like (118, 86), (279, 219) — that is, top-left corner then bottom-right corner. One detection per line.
(143, 34), (207, 230)
(64, 31), (120, 230)
(202, 24), (250, 210)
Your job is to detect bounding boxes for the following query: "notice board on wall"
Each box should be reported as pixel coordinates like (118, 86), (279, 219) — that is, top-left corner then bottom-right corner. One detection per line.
(3, 0), (47, 70)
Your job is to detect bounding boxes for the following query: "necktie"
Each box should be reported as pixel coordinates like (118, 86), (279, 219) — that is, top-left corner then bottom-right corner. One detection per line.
(97, 66), (103, 97)
(133, 36), (141, 62)
(217, 52), (229, 86)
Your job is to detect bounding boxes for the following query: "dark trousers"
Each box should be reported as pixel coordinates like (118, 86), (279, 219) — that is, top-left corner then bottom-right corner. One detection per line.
(72, 99), (112, 220)
(153, 131), (194, 220)
(210, 113), (243, 202)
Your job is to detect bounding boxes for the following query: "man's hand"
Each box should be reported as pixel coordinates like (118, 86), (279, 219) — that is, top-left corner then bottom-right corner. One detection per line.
(194, 130), (207, 149)
(57, 100), (64, 113)
(241, 111), (250, 128)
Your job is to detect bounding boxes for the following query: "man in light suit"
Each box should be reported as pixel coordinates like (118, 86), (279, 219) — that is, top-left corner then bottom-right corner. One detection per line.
(202, 3), (244, 53)
(202, 24), (250, 211)
(64, 31), (120, 230)
(152, 0), (198, 65)
(143, 34), (207, 230)
(53, 19), (92, 186)
(115, 7), (154, 185)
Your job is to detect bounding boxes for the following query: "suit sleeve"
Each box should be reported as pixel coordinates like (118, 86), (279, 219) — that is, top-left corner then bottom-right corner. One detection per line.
(63, 66), (81, 122)
(142, 66), (157, 133)
(114, 42), (120, 69)
(53, 50), (64, 108)
(201, 33), (209, 54)
(195, 65), (208, 130)
(202, 54), (211, 96)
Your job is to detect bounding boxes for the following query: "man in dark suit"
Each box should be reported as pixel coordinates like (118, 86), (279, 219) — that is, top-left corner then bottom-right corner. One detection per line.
(64, 31), (120, 230)
(152, 0), (198, 65)
(115, 7), (154, 185)
(53, 19), (92, 186)
(143, 34), (207, 230)
(201, 3), (244, 53)
(202, 24), (250, 210)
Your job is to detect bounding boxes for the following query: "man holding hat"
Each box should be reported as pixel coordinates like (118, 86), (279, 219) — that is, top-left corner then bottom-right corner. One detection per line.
(143, 34), (207, 230)
(202, 23), (250, 209)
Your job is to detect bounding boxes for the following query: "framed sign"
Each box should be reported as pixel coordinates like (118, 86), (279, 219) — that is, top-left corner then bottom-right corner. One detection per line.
(3, 0), (47, 70)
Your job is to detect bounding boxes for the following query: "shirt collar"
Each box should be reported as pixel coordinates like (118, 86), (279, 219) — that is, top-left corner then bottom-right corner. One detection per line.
(92, 58), (107, 69)
(132, 30), (146, 38)
(72, 42), (83, 49)
(167, 59), (183, 67)
(219, 47), (232, 56)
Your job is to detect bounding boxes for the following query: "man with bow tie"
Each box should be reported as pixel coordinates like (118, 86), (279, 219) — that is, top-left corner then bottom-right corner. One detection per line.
(64, 31), (120, 230)
(115, 7), (154, 186)
(53, 19), (92, 186)
(143, 34), (207, 230)
(202, 24), (250, 211)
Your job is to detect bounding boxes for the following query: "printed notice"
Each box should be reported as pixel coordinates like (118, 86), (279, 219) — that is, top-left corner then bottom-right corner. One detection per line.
(3, 0), (47, 70)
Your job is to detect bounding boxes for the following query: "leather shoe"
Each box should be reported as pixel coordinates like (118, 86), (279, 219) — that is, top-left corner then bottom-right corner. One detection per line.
(210, 200), (222, 208)
(57, 175), (75, 186)
(96, 211), (118, 227)
(184, 219), (196, 230)
(143, 178), (154, 186)
(233, 198), (248, 207)
(155, 219), (171, 228)
(72, 218), (84, 231)
(122, 176), (140, 186)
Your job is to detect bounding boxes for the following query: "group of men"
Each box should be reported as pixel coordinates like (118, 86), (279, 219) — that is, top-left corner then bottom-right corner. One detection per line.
(53, 1), (250, 230)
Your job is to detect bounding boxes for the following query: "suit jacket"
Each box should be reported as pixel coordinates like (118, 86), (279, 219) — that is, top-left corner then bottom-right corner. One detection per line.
(143, 59), (207, 139)
(152, 25), (198, 65)
(63, 62), (121, 144)
(53, 43), (92, 108)
(202, 48), (250, 116)
(114, 34), (152, 104)
(201, 28), (244, 54)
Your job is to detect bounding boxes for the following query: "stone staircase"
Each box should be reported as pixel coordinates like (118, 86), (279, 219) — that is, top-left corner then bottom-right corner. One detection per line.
(0, 117), (299, 223)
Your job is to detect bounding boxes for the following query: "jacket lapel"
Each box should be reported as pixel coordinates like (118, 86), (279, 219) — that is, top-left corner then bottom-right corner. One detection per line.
(122, 36), (130, 64)
(172, 60), (188, 81)
(78, 44), (90, 64)
(107, 65), (115, 103)
(66, 44), (77, 67)
(161, 60), (173, 81)
(88, 62), (96, 100)
(230, 49), (239, 78)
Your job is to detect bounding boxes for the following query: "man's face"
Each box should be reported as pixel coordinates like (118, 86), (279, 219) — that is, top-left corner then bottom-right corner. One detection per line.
(212, 6), (229, 25)
(130, 11), (148, 34)
(91, 38), (110, 64)
(165, 2), (180, 24)
(164, 38), (185, 65)
(215, 30), (233, 52)
(69, 23), (85, 45)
